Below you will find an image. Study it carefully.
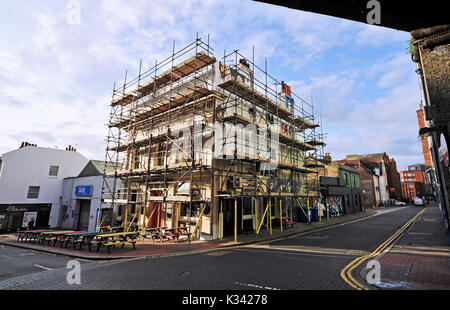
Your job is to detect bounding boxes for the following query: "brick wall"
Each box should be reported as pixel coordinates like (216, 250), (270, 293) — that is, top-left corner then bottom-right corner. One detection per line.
(416, 109), (434, 167)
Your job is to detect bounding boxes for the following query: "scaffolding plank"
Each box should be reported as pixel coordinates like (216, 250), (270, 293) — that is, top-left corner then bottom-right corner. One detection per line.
(218, 78), (293, 121)
(110, 86), (212, 128)
(111, 52), (215, 107)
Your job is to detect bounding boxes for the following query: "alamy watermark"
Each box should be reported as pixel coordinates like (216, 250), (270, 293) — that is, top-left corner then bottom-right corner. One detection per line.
(366, 0), (381, 25)
(366, 259), (381, 285)
(67, 0), (81, 25)
(66, 259), (81, 285)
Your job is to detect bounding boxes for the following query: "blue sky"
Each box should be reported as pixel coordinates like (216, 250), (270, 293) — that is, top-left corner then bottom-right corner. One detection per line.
(0, 0), (424, 171)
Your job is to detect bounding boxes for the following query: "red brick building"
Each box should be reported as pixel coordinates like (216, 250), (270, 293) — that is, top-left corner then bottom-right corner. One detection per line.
(401, 168), (426, 200)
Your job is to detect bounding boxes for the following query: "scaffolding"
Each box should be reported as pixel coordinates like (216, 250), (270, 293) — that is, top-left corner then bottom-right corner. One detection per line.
(99, 36), (327, 241)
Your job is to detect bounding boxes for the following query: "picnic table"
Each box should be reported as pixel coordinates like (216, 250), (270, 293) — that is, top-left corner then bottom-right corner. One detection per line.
(162, 226), (191, 243)
(143, 227), (167, 242)
(89, 231), (140, 253)
(17, 230), (53, 242)
(275, 217), (296, 229)
(40, 231), (77, 246)
(63, 232), (99, 250)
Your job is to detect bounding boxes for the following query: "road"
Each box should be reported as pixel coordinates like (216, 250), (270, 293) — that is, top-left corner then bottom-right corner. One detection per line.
(0, 205), (440, 290)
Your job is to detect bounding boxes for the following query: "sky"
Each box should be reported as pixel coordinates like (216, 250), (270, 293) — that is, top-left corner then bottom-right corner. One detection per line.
(0, 0), (424, 171)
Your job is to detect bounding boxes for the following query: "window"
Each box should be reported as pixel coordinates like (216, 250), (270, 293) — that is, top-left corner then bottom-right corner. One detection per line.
(132, 148), (140, 169)
(27, 186), (40, 199)
(49, 165), (59, 176)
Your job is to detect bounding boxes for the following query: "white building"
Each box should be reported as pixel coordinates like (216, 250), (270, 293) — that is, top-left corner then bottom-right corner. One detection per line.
(0, 143), (89, 231)
(59, 160), (120, 232)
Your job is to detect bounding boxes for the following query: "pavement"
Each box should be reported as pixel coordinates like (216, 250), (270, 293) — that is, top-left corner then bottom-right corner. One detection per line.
(0, 208), (378, 260)
(359, 203), (450, 290)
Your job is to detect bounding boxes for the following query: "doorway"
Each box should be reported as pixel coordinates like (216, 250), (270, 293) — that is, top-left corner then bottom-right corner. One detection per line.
(220, 198), (242, 237)
(77, 199), (91, 231)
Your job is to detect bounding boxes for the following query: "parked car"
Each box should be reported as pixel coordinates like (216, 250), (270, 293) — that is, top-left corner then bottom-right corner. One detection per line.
(393, 200), (406, 206)
(413, 197), (424, 206)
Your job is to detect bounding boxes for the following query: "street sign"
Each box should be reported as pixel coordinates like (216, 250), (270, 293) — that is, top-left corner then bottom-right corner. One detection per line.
(75, 185), (93, 196)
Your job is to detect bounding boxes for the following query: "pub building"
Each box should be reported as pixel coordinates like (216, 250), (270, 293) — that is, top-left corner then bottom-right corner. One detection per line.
(0, 203), (51, 231)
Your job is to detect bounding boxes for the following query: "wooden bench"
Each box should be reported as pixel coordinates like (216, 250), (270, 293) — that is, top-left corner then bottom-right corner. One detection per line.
(163, 227), (190, 243)
(16, 230), (52, 242)
(58, 232), (93, 249)
(41, 231), (77, 246)
(89, 232), (139, 253)
(143, 227), (168, 243)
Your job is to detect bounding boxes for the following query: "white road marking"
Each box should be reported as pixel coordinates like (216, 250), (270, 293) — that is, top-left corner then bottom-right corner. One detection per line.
(34, 264), (53, 271)
(234, 281), (282, 290)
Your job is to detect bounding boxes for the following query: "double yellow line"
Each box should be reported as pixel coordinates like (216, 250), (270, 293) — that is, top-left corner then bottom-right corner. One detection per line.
(340, 207), (429, 290)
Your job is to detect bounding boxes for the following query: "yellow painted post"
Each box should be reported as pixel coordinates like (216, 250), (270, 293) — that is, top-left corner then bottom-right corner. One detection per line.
(256, 202), (270, 235)
(234, 199), (237, 243)
(254, 199), (258, 233)
(124, 205), (128, 232)
(219, 201), (223, 240)
(269, 200), (272, 235)
(307, 199), (310, 223)
(190, 203), (207, 241)
(280, 199), (283, 232)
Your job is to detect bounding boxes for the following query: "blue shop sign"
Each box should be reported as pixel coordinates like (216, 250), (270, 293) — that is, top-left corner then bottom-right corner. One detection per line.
(75, 185), (93, 196)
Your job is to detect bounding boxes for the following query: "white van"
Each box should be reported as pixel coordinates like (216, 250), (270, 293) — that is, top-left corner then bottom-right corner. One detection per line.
(413, 197), (424, 206)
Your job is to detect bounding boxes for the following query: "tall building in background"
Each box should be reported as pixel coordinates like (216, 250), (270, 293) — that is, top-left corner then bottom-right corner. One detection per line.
(401, 164), (434, 201)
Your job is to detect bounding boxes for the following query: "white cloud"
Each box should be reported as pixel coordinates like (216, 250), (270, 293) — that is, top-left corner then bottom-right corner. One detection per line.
(356, 24), (409, 47)
(0, 0), (424, 171)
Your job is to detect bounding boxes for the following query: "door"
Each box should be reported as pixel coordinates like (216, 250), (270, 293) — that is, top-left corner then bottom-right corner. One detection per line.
(77, 200), (91, 231)
(221, 198), (242, 237)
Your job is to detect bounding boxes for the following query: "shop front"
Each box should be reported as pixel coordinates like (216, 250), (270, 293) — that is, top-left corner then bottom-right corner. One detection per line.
(0, 203), (52, 231)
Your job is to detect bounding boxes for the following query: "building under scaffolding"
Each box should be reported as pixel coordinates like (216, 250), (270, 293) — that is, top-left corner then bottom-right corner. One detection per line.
(99, 37), (327, 241)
